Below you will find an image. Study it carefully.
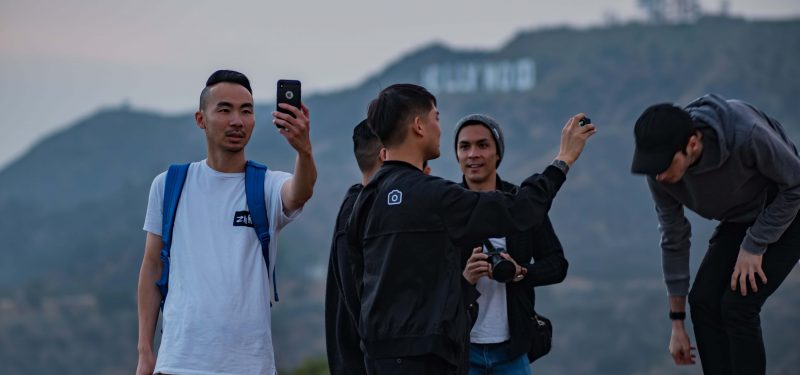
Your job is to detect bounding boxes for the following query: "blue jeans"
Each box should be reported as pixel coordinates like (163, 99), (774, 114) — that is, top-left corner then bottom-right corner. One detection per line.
(469, 341), (531, 375)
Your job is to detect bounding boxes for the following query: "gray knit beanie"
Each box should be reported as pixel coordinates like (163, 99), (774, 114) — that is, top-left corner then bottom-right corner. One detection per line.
(453, 114), (505, 166)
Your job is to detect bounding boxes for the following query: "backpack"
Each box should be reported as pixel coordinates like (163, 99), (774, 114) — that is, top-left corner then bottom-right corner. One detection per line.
(155, 160), (279, 311)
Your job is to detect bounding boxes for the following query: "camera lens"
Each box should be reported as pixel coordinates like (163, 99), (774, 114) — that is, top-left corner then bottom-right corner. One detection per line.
(492, 258), (515, 283)
(482, 244), (515, 283)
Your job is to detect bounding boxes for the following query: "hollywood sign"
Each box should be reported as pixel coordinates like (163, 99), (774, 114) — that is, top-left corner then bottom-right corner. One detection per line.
(420, 58), (536, 94)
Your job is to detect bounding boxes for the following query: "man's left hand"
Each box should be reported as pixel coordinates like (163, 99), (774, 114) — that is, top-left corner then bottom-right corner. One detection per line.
(730, 248), (768, 296)
(499, 252), (527, 282)
(273, 103), (312, 155)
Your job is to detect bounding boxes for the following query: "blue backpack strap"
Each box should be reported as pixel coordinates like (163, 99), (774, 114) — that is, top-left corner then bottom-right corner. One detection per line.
(245, 160), (278, 302)
(156, 163), (190, 310)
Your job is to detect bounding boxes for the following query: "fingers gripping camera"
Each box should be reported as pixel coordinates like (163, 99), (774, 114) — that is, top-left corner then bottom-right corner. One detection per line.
(482, 240), (516, 283)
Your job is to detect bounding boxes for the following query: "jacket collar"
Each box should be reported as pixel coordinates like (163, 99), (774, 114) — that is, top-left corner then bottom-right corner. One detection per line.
(383, 160), (423, 171)
(460, 174), (517, 194)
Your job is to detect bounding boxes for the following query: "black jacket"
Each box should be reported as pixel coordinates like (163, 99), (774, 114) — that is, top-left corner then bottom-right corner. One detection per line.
(346, 160), (566, 366)
(461, 175), (568, 361)
(325, 184), (367, 375)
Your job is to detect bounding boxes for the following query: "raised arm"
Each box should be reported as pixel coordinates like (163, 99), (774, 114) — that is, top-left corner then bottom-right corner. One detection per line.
(274, 103), (317, 213)
(443, 114), (596, 247)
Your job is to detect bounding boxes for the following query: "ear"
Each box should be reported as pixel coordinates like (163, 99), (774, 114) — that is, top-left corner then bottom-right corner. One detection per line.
(411, 115), (425, 137)
(379, 147), (387, 162)
(195, 111), (206, 130)
(688, 130), (703, 152)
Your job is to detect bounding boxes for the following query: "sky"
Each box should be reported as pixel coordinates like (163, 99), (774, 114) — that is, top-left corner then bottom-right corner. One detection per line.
(1, 0), (799, 168)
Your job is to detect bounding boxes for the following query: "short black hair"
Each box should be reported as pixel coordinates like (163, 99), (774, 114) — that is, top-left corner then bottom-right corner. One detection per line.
(367, 84), (437, 147)
(199, 70), (252, 111)
(353, 119), (382, 173)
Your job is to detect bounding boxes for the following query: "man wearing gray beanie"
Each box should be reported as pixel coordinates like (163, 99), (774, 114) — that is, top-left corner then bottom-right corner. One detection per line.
(456, 114), (569, 374)
(453, 114), (506, 167)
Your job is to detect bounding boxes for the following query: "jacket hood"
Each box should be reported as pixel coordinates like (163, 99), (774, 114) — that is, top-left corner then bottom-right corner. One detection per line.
(684, 93), (736, 173)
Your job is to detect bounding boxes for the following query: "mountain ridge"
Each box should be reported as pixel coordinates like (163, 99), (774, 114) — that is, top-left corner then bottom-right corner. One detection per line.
(1, 16), (798, 374)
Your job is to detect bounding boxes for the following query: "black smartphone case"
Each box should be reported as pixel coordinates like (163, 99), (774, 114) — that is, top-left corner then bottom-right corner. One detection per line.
(277, 80), (302, 119)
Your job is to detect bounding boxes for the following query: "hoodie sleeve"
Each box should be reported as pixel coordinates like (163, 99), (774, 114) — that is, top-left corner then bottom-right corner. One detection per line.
(647, 177), (693, 296)
(740, 123), (800, 254)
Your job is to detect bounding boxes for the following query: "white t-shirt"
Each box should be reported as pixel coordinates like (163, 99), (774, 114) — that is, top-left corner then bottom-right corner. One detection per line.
(143, 160), (300, 375)
(470, 237), (511, 344)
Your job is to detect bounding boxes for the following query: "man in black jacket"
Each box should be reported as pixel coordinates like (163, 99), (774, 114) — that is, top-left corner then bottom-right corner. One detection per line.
(457, 114), (568, 374)
(347, 84), (596, 375)
(325, 120), (383, 375)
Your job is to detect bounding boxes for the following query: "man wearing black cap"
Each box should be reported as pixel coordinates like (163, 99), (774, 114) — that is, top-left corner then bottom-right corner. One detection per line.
(455, 114), (568, 374)
(631, 94), (800, 374)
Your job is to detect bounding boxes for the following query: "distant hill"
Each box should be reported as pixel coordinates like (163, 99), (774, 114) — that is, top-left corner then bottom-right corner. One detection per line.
(1, 16), (798, 374)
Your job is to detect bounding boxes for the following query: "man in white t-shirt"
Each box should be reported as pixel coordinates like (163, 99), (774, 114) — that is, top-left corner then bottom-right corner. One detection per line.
(136, 70), (317, 375)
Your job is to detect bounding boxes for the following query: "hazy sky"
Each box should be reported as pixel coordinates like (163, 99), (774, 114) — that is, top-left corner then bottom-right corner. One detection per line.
(1, 0), (799, 168)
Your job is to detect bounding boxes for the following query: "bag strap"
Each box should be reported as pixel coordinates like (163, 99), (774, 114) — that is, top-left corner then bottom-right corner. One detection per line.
(156, 163), (190, 310)
(155, 161), (279, 307)
(245, 160), (278, 303)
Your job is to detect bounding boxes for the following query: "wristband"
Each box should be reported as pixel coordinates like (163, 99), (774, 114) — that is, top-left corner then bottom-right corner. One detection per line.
(551, 159), (570, 175)
(669, 311), (686, 321)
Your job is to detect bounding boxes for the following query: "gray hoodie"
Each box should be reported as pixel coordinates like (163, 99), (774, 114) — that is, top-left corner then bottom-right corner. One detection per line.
(647, 94), (800, 296)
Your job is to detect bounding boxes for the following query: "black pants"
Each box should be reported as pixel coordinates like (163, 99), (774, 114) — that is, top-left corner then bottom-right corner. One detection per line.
(688, 216), (800, 375)
(365, 354), (458, 375)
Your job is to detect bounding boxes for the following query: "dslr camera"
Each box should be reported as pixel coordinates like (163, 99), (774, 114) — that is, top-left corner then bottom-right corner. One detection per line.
(482, 240), (516, 283)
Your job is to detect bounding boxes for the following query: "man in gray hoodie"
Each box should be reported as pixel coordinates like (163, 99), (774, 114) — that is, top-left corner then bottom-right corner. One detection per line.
(631, 94), (800, 374)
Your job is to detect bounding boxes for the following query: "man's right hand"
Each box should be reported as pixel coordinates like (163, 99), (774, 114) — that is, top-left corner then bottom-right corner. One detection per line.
(463, 246), (490, 285)
(136, 349), (156, 375)
(669, 324), (696, 365)
(555, 113), (597, 167)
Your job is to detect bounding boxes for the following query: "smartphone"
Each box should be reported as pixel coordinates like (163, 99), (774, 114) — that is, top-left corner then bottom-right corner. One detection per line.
(276, 80), (301, 128)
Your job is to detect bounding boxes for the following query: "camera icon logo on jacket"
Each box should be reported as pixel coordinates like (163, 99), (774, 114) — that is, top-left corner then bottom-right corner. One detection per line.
(387, 190), (403, 206)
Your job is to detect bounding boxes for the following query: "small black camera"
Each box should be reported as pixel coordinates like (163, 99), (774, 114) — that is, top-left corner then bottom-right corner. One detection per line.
(482, 241), (516, 283)
(578, 116), (592, 127)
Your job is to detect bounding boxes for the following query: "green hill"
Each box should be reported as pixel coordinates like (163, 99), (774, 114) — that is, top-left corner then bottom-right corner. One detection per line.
(0, 16), (798, 374)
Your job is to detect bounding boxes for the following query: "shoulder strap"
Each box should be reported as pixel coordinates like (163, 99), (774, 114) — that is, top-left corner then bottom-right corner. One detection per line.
(245, 160), (278, 302)
(156, 163), (190, 309)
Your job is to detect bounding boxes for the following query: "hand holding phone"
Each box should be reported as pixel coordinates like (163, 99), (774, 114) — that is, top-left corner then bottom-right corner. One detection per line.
(276, 79), (302, 129)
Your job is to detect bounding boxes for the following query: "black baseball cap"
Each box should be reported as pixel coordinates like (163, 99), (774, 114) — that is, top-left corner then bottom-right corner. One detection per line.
(631, 103), (695, 175)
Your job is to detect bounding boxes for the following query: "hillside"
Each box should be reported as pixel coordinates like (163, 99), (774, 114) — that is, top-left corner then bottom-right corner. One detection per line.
(1, 16), (798, 374)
